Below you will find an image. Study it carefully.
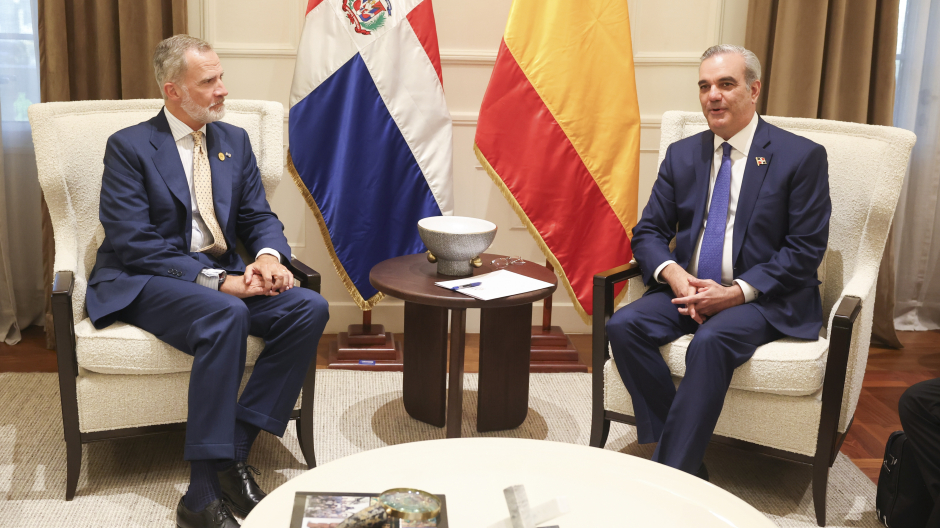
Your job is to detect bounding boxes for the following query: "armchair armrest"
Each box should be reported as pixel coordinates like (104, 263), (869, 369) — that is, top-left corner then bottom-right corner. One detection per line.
(51, 270), (82, 491)
(594, 261), (643, 285)
(816, 295), (861, 465)
(51, 271), (77, 376)
(832, 295), (862, 330)
(285, 257), (321, 293)
(590, 261), (640, 447)
(592, 261), (641, 367)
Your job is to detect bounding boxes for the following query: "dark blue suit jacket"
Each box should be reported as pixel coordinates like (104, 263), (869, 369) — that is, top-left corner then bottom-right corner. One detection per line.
(631, 116), (831, 340)
(86, 109), (291, 328)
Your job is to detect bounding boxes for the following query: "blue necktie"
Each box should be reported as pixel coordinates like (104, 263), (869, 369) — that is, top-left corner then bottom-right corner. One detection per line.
(698, 142), (732, 284)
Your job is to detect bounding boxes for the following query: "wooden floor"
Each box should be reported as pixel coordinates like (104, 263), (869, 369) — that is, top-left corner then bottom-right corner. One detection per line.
(841, 332), (940, 481)
(4, 325), (937, 483)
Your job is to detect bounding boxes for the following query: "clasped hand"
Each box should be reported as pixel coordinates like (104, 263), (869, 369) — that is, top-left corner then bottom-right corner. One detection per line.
(220, 254), (294, 298)
(661, 263), (744, 324)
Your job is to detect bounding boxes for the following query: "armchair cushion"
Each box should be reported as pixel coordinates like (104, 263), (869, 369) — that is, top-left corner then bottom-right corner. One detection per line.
(75, 318), (266, 375)
(621, 265), (830, 398)
(603, 360), (824, 456)
(655, 335), (829, 397)
(74, 366), (302, 433)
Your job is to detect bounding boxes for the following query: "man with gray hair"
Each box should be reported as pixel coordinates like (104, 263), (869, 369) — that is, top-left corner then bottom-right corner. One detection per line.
(85, 35), (329, 528)
(607, 44), (830, 479)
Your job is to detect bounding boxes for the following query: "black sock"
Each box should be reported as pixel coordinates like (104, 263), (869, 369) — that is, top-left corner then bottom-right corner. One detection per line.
(183, 460), (221, 512)
(218, 420), (260, 471)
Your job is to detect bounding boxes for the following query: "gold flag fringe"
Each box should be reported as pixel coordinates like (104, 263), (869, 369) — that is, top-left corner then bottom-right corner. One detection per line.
(473, 144), (628, 325)
(286, 153), (385, 311)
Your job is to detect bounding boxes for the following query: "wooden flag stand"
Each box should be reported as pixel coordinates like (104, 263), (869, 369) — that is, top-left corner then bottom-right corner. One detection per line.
(530, 261), (588, 373)
(328, 310), (403, 371)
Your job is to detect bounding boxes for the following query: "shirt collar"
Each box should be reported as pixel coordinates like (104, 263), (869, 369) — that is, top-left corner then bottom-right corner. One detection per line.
(713, 112), (759, 156)
(164, 107), (207, 142)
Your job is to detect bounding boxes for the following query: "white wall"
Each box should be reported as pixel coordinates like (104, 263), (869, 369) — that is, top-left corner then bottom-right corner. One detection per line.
(187, 0), (748, 334)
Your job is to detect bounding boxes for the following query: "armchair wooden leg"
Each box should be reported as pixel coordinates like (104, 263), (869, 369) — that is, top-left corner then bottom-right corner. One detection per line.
(812, 452), (829, 527)
(64, 429), (82, 501)
(297, 359), (317, 469)
(809, 295), (860, 526)
(295, 421), (306, 461)
(589, 415), (610, 448)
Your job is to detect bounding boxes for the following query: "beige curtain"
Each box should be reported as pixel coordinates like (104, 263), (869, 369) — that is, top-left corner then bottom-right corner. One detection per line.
(37, 0), (187, 347)
(892, 0), (940, 332)
(746, 0), (903, 347)
(1, 0), (45, 345)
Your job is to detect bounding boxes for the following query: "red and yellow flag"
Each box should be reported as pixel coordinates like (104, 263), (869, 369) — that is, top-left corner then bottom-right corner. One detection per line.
(474, 1), (640, 322)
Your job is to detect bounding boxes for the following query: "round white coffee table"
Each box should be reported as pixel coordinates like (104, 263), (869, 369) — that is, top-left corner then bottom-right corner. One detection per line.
(243, 437), (774, 528)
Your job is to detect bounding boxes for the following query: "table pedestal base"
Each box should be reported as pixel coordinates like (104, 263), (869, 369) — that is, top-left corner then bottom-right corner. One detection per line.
(478, 305), (532, 432)
(403, 303), (448, 428)
(402, 302), (532, 437)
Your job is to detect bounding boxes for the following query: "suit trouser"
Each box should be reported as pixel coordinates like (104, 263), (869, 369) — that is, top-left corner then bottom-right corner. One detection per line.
(118, 276), (329, 461)
(606, 286), (782, 474)
(898, 378), (940, 526)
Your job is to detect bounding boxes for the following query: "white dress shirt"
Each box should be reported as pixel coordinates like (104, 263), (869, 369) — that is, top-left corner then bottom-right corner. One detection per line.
(653, 112), (760, 302)
(164, 109), (280, 287)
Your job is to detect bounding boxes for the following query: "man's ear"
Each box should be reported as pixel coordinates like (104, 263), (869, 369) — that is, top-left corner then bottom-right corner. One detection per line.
(163, 82), (181, 103)
(750, 79), (762, 102)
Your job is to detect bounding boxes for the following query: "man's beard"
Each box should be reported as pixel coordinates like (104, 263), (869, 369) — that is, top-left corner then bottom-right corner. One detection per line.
(180, 88), (225, 124)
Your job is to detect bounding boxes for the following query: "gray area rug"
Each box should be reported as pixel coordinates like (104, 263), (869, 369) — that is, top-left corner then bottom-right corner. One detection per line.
(0, 372), (880, 527)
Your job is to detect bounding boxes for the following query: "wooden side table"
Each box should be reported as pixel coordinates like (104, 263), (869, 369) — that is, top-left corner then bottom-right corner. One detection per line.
(370, 253), (557, 438)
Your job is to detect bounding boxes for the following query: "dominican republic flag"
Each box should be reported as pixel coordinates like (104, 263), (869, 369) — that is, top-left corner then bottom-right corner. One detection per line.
(474, 0), (640, 322)
(288, 0), (453, 310)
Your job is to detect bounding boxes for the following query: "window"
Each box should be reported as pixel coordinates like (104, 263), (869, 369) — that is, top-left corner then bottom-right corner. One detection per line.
(896, 0), (908, 81)
(0, 0), (39, 122)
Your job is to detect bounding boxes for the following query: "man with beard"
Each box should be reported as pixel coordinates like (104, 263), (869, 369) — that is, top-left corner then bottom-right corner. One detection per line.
(85, 35), (329, 528)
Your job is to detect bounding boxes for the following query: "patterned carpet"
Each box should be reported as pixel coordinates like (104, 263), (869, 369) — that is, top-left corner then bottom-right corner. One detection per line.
(0, 371), (881, 527)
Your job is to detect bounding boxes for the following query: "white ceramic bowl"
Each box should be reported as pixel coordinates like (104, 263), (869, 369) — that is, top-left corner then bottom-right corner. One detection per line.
(418, 216), (497, 276)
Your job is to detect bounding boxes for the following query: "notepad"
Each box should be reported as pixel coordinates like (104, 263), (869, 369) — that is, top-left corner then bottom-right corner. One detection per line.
(435, 270), (553, 301)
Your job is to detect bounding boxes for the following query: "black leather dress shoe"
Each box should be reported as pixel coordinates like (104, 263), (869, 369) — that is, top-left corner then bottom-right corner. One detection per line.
(176, 497), (240, 528)
(696, 462), (710, 482)
(217, 462), (266, 517)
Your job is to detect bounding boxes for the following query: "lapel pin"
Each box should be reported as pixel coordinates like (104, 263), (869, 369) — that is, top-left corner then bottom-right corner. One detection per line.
(225, 152), (232, 158)
(218, 152), (225, 161)
(756, 157), (767, 166)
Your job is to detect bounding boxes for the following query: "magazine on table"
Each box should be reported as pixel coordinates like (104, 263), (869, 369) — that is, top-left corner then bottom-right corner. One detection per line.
(435, 270), (552, 301)
(290, 491), (449, 528)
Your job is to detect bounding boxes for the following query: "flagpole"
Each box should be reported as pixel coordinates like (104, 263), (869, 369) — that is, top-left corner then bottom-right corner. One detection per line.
(541, 261), (553, 331)
(529, 260), (587, 373)
(290, 0), (452, 373)
(327, 310), (404, 371)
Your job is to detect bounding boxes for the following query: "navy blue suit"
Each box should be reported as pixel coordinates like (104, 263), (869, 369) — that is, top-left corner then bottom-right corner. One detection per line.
(608, 116), (830, 473)
(88, 109), (329, 461)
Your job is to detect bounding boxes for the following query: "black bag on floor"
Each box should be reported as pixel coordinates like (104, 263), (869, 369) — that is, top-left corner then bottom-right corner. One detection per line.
(877, 430), (933, 527)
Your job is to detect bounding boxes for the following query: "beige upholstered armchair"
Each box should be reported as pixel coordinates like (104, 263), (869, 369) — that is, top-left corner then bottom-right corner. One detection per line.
(591, 111), (915, 526)
(29, 99), (321, 500)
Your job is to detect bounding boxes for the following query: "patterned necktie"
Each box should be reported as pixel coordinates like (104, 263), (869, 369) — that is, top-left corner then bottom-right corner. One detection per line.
(192, 131), (227, 257)
(698, 142), (732, 284)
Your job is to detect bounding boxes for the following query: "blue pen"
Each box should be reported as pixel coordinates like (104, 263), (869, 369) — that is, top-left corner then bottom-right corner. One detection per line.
(450, 282), (482, 291)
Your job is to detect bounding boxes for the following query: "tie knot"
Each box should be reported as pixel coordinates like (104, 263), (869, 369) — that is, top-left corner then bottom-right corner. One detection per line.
(721, 142), (732, 157)
(192, 131), (204, 148)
